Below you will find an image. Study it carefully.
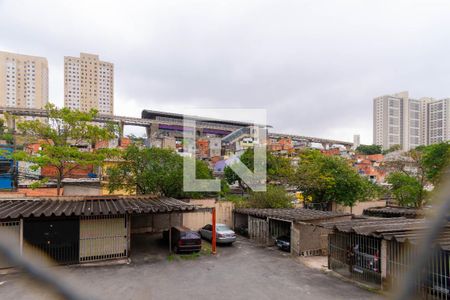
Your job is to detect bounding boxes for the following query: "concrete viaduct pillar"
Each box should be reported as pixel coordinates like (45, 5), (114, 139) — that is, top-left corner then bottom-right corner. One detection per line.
(344, 144), (353, 151)
(118, 121), (124, 138)
(145, 126), (152, 148)
(6, 117), (16, 132)
(321, 142), (330, 150)
(118, 121), (125, 146)
(145, 124), (159, 148)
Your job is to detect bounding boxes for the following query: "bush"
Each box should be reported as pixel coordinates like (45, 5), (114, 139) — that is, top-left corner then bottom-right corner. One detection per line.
(246, 185), (294, 209)
(386, 172), (424, 207)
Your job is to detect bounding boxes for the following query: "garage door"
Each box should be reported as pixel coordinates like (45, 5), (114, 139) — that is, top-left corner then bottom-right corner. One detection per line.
(79, 215), (128, 262)
(24, 218), (80, 265)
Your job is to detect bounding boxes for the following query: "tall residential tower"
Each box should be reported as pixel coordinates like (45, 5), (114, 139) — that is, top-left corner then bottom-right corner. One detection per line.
(64, 53), (114, 115)
(0, 51), (49, 109)
(373, 91), (450, 150)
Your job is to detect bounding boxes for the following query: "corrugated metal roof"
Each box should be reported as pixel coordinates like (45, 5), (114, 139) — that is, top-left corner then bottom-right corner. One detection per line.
(0, 195), (197, 219)
(321, 217), (426, 233)
(363, 206), (426, 218)
(321, 217), (450, 251)
(234, 208), (351, 222)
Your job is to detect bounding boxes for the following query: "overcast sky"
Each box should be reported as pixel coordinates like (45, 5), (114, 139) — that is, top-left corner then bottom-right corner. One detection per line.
(1, 0), (450, 144)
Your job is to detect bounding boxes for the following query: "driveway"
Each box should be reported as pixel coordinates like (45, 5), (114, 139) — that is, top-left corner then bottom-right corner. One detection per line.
(0, 237), (383, 300)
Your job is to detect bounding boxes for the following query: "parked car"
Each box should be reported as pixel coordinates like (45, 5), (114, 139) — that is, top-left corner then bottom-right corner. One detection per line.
(200, 224), (236, 244)
(234, 226), (249, 237)
(163, 226), (202, 253)
(275, 235), (290, 252)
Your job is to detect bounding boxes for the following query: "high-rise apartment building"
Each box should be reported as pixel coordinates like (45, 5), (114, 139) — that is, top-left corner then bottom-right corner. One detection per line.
(64, 53), (113, 115)
(428, 98), (450, 144)
(373, 92), (407, 150)
(374, 92), (450, 150)
(353, 134), (361, 150)
(0, 51), (49, 109)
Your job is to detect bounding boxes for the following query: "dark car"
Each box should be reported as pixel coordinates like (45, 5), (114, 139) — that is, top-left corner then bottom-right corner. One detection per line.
(163, 226), (201, 253)
(275, 235), (290, 252)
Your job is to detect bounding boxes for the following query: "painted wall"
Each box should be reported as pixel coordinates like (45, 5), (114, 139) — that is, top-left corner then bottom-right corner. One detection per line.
(182, 199), (234, 230)
(131, 213), (182, 234)
(63, 184), (102, 196)
(292, 216), (352, 256)
(332, 200), (387, 215)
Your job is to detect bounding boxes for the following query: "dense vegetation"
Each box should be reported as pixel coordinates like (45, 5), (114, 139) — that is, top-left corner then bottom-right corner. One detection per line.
(291, 149), (380, 208)
(12, 104), (118, 195)
(386, 142), (450, 207)
(355, 144), (382, 155)
(223, 148), (293, 190)
(107, 144), (213, 198)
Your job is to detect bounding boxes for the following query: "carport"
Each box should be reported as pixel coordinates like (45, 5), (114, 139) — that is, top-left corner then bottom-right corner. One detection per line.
(234, 208), (352, 256)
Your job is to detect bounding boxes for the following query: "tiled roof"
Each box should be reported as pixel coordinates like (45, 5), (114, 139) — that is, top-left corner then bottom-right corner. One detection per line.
(234, 208), (351, 222)
(0, 195), (197, 219)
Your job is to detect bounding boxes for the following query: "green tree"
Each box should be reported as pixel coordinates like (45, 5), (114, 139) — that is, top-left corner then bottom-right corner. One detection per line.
(355, 144), (382, 155)
(12, 104), (118, 195)
(246, 185), (294, 209)
(382, 144), (401, 155)
(107, 144), (213, 198)
(386, 172), (424, 207)
(291, 149), (378, 208)
(0, 116), (14, 145)
(384, 143), (450, 207)
(421, 142), (450, 184)
(223, 148), (293, 190)
(126, 133), (146, 146)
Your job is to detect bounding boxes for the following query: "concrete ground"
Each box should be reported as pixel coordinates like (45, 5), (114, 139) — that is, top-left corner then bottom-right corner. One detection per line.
(0, 235), (383, 300)
(297, 255), (328, 270)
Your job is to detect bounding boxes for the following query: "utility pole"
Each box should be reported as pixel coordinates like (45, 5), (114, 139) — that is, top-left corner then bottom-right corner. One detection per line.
(211, 207), (216, 255)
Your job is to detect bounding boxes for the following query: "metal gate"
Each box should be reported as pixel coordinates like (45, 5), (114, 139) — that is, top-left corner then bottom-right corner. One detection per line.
(248, 216), (268, 244)
(79, 215), (128, 262)
(0, 220), (20, 268)
(329, 232), (382, 286)
(23, 218), (80, 265)
(387, 240), (450, 299)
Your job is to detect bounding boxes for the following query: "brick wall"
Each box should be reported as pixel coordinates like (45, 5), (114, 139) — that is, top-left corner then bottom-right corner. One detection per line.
(41, 164), (93, 178)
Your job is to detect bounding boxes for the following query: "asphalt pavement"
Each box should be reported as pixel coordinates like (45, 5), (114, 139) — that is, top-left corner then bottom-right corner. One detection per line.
(0, 236), (384, 300)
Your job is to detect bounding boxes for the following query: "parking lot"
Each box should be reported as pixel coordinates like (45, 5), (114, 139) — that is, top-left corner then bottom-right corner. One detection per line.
(0, 236), (383, 300)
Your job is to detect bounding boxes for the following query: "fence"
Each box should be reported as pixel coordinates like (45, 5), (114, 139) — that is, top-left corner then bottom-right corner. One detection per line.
(387, 240), (450, 299)
(328, 232), (382, 286)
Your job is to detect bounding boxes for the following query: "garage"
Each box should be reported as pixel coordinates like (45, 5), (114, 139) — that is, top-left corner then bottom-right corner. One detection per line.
(0, 195), (199, 268)
(234, 208), (352, 256)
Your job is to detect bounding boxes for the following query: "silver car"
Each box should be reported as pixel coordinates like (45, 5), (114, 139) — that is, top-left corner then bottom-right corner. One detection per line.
(200, 223), (236, 244)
